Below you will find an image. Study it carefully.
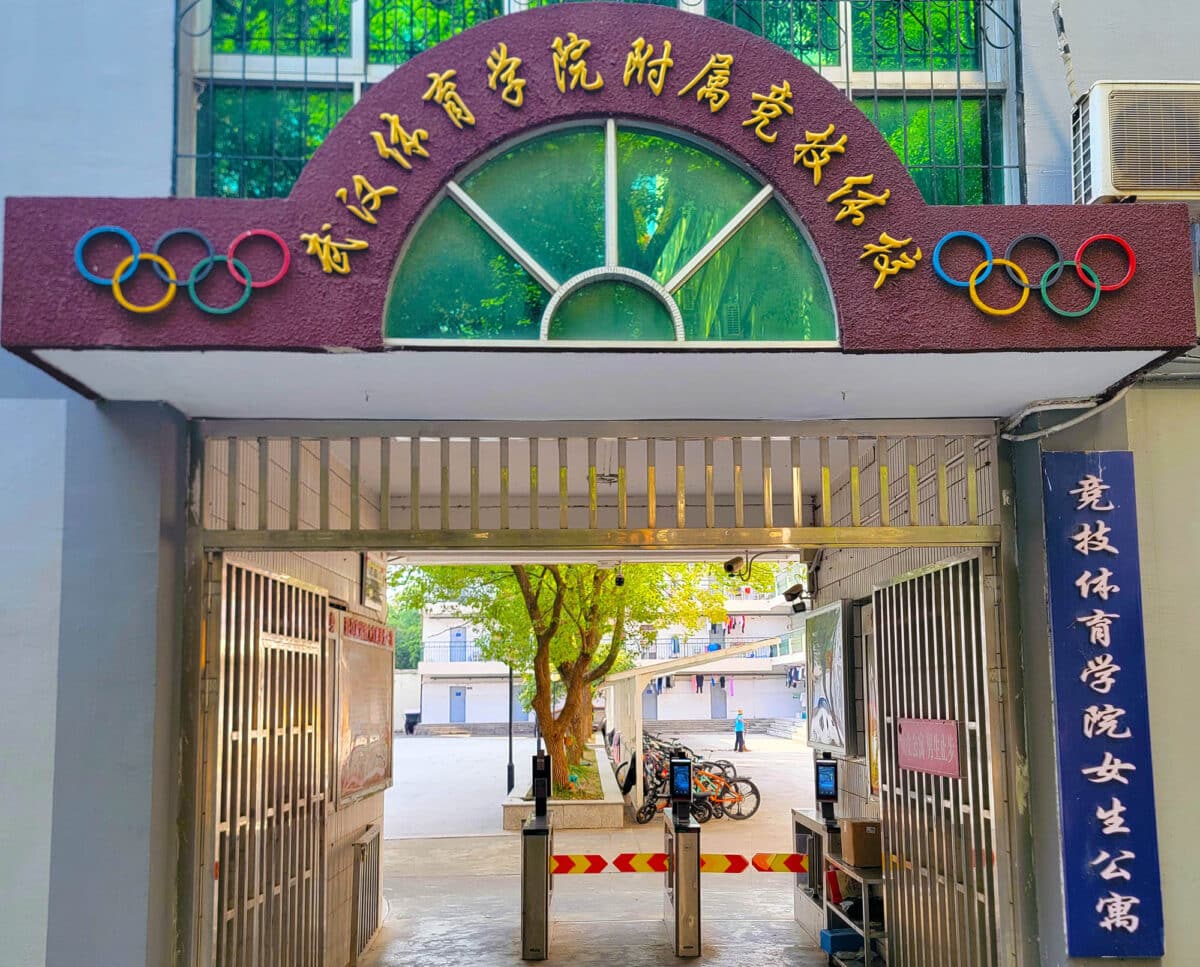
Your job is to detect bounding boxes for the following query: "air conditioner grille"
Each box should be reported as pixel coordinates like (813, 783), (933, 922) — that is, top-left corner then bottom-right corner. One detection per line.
(1072, 94), (1092, 204)
(1109, 90), (1200, 192)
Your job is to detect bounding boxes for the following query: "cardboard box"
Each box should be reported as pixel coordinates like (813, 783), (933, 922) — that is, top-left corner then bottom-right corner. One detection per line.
(839, 818), (882, 868)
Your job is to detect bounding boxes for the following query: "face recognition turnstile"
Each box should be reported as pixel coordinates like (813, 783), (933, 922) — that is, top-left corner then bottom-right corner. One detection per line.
(521, 753), (553, 960)
(664, 808), (702, 957)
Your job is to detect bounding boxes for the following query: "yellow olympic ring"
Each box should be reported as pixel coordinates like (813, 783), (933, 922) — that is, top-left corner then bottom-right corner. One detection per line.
(968, 258), (1029, 317)
(111, 253), (177, 314)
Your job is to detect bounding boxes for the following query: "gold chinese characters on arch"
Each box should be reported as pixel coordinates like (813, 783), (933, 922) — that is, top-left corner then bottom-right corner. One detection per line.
(299, 30), (921, 296)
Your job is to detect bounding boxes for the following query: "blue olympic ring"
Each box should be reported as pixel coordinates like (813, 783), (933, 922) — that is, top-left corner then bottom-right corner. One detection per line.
(75, 226), (140, 285)
(932, 231), (992, 288)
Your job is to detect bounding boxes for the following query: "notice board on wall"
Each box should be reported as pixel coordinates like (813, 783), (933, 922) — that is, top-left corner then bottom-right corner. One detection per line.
(334, 612), (395, 807)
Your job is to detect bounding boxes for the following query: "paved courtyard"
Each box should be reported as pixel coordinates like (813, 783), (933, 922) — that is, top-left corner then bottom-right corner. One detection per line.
(368, 730), (822, 965)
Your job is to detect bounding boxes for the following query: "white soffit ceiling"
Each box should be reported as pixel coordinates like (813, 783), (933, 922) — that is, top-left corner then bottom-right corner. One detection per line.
(35, 348), (1163, 421)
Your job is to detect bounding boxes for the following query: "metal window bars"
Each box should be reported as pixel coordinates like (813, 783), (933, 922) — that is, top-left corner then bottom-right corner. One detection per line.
(173, 0), (1020, 203)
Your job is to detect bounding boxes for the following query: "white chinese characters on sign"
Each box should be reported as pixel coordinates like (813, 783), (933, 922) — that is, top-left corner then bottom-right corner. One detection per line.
(1067, 472), (1142, 935)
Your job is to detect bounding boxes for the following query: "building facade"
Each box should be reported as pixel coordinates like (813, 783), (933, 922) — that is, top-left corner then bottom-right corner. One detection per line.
(2, 2), (1199, 966)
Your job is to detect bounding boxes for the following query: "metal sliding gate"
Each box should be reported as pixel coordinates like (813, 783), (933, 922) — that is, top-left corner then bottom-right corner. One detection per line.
(873, 556), (1012, 967)
(200, 558), (330, 967)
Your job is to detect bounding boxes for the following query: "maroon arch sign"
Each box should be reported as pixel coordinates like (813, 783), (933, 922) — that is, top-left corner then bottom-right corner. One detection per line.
(2, 2), (1194, 357)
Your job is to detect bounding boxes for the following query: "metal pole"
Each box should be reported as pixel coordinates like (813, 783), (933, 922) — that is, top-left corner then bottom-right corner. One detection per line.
(508, 662), (516, 794)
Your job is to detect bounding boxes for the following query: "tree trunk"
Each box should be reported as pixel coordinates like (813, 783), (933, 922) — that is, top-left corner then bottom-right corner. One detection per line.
(571, 687), (593, 753)
(539, 714), (570, 794)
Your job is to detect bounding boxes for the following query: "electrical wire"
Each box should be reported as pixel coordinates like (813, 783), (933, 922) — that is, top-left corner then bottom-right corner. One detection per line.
(1000, 386), (1130, 442)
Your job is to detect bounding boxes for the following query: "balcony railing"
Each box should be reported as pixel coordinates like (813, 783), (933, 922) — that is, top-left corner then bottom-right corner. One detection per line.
(637, 636), (800, 661)
(421, 641), (486, 663)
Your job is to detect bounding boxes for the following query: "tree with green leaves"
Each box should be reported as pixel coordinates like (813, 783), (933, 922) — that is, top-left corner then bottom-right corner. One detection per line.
(387, 605), (423, 669)
(392, 562), (773, 790)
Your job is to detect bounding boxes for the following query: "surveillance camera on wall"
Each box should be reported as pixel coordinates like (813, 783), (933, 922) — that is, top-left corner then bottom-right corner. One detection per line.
(614, 565), (625, 588)
(723, 556), (745, 575)
(790, 600), (808, 614)
(782, 583), (805, 602)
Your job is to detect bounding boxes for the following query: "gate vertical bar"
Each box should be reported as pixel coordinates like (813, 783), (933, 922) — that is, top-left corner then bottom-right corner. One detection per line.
(319, 440), (330, 531)
(529, 438), (539, 530)
(558, 437), (569, 529)
(878, 436), (891, 526)
(704, 438), (715, 528)
(227, 438), (239, 531)
(646, 438), (657, 529)
(617, 438), (627, 529)
(761, 436), (773, 528)
(350, 438), (361, 532)
(379, 437), (391, 531)
(791, 436), (803, 527)
(732, 436), (744, 528)
(470, 438), (480, 530)
(410, 438), (420, 531)
(257, 437), (269, 530)
(819, 437), (832, 526)
(440, 438), (451, 531)
(499, 437), (510, 530)
(588, 438), (598, 529)
(675, 437), (686, 529)
(288, 438), (300, 532)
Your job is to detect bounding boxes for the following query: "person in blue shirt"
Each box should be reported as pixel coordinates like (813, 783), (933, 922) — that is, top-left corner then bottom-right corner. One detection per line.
(733, 709), (749, 752)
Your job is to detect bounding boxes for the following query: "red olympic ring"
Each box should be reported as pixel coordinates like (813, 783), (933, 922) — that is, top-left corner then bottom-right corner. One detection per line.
(1074, 234), (1136, 292)
(226, 230), (291, 289)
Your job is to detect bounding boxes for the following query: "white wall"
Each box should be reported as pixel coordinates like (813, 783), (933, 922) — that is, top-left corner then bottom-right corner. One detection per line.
(1020, 0), (1200, 202)
(394, 670), (421, 719)
(420, 679), (512, 723)
(649, 675), (793, 720)
(0, 0), (175, 962)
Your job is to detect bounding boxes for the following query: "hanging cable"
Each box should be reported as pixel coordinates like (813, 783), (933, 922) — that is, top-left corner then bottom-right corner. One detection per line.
(1000, 386), (1130, 443)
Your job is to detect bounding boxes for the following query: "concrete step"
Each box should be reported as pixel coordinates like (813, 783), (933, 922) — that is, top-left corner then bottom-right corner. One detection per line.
(411, 722), (538, 737)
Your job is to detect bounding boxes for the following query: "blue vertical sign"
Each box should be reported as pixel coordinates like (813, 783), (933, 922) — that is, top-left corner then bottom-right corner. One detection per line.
(1042, 451), (1163, 958)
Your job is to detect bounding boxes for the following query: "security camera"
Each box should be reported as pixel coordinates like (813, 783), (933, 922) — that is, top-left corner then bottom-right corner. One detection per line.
(782, 583), (805, 602)
(723, 556), (745, 575)
(790, 600), (808, 614)
(614, 565), (625, 588)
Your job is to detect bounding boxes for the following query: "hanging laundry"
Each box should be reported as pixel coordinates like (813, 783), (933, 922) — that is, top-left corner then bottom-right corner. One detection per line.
(740, 615), (747, 633)
(696, 674), (704, 693)
(719, 676), (726, 688)
(666, 676), (673, 689)
(728, 677), (735, 696)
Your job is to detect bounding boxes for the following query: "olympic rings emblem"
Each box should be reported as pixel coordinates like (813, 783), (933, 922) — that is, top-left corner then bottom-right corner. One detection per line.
(932, 231), (1135, 318)
(75, 226), (291, 315)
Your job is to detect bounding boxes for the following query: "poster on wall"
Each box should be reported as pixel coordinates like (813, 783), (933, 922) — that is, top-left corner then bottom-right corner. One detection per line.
(334, 612), (395, 807)
(360, 553), (387, 613)
(865, 622), (881, 797)
(1042, 451), (1163, 957)
(805, 601), (854, 755)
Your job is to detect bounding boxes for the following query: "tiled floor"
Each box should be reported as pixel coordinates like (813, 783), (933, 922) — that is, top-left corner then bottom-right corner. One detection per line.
(365, 731), (826, 966)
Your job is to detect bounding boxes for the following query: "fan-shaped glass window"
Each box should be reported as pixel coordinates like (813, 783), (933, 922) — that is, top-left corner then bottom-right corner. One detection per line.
(383, 121), (837, 346)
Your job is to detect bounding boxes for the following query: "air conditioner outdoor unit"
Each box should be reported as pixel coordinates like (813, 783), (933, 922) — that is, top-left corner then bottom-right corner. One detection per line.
(1072, 81), (1200, 203)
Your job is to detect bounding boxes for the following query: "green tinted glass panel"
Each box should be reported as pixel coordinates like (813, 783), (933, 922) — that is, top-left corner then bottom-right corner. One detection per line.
(368, 0), (502, 65)
(385, 198), (547, 340)
(850, 1), (980, 71)
(214, 0), (351, 56)
(855, 96), (1005, 204)
(617, 130), (759, 286)
(677, 198), (835, 342)
(195, 85), (352, 198)
(706, 0), (841, 68)
(462, 129), (605, 284)
(548, 281), (677, 341)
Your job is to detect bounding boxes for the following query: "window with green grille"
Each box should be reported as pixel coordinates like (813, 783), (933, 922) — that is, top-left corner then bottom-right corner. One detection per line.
(179, 0), (1018, 202)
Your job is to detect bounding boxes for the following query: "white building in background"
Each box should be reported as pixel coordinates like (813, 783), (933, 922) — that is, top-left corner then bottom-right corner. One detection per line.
(415, 579), (808, 726)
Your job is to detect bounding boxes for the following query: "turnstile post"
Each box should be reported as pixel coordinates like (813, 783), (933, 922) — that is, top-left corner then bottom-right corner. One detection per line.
(664, 811), (701, 957)
(521, 814), (553, 960)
